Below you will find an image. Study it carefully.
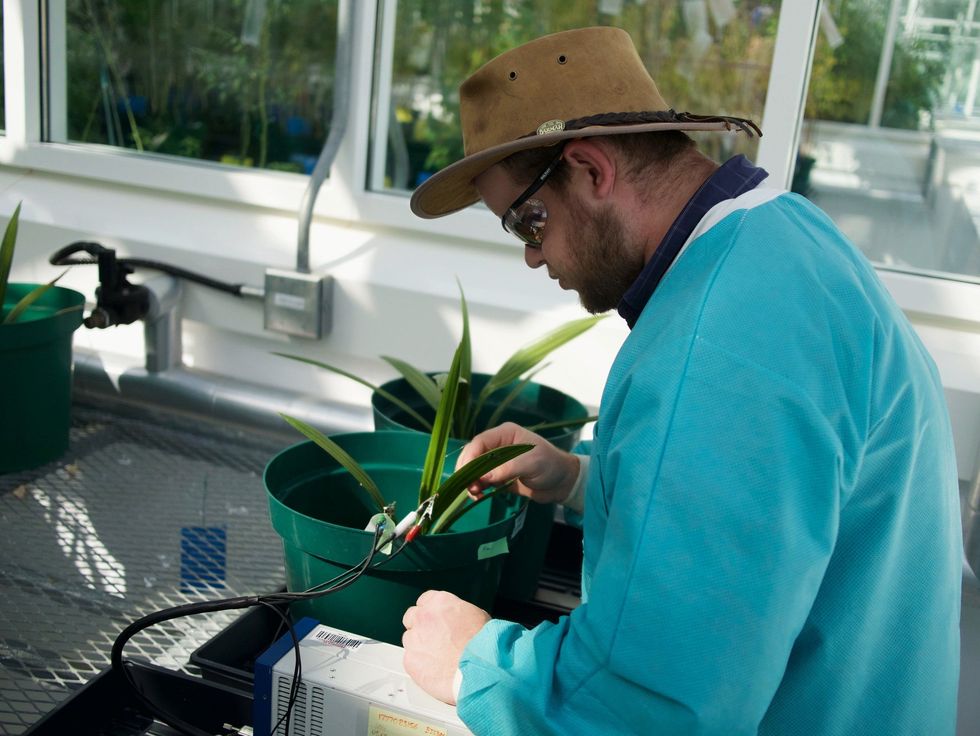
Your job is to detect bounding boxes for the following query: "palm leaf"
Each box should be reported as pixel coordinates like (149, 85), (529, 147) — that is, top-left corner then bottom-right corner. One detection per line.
(429, 487), (496, 536)
(2, 270), (67, 325)
(273, 352), (433, 431)
(455, 278), (473, 438)
(479, 364), (550, 436)
(428, 445), (532, 533)
(479, 315), (606, 403)
(380, 355), (440, 411)
(418, 341), (464, 503)
(0, 202), (22, 313)
(279, 413), (387, 512)
(54, 303), (86, 318)
(526, 414), (599, 433)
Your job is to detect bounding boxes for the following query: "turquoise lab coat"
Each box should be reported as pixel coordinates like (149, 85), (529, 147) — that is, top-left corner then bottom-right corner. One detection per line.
(457, 189), (962, 735)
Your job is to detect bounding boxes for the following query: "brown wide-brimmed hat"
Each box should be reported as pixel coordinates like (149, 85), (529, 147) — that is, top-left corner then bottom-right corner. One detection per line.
(410, 26), (761, 219)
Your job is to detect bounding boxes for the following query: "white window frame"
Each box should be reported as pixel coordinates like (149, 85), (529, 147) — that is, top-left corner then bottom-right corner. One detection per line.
(1, 0), (977, 326)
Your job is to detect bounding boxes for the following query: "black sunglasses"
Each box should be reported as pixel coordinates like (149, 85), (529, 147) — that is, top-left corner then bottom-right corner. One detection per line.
(500, 144), (566, 247)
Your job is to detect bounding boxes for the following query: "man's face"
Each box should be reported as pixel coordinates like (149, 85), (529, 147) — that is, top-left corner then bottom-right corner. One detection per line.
(475, 163), (644, 314)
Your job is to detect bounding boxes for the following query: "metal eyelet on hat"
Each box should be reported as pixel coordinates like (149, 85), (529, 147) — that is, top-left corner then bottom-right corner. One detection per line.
(558, 55), (567, 64)
(509, 71), (517, 80)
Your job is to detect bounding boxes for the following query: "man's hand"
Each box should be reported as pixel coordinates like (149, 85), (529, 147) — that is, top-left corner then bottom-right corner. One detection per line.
(402, 590), (490, 705)
(457, 422), (581, 504)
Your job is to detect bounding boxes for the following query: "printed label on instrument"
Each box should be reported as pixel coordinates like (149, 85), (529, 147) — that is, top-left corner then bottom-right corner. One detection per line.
(367, 705), (448, 736)
(314, 629), (364, 649)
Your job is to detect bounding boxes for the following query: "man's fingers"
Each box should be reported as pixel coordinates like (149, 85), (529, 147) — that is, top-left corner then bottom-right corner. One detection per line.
(455, 423), (528, 470)
(402, 605), (417, 629)
(416, 589), (445, 607)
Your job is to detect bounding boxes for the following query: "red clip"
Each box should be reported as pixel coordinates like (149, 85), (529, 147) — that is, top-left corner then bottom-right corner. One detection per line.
(405, 525), (422, 543)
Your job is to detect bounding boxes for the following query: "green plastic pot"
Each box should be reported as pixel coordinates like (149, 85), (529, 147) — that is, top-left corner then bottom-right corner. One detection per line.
(265, 431), (527, 645)
(0, 284), (85, 474)
(372, 373), (588, 601)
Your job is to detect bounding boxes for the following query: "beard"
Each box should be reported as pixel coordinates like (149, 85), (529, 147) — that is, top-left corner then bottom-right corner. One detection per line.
(565, 202), (646, 314)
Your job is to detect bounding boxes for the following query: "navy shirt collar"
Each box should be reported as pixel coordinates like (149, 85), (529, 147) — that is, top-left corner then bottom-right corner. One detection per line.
(616, 155), (769, 329)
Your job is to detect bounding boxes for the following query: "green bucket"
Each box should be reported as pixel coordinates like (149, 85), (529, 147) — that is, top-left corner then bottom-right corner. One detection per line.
(0, 284), (85, 474)
(265, 431), (526, 645)
(372, 373), (588, 601)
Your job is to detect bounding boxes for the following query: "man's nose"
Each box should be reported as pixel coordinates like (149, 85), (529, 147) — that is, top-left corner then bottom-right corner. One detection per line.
(525, 246), (545, 269)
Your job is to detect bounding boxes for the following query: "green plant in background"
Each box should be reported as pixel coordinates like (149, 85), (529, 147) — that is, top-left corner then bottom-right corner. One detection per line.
(66, 0), (337, 171)
(276, 282), (603, 441)
(806, 0), (943, 131)
(0, 204), (69, 325)
(279, 338), (534, 537)
(388, 0), (780, 189)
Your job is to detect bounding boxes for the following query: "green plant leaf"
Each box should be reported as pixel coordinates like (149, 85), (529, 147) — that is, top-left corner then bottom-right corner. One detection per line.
(428, 444), (533, 533)
(0, 202), (22, 313)
(53, 303), (86, 318)
(526, 415), (600, 433)
(273, 352), (433, 431)
(481, 364), (550, 434)
(481, 315), (606, 401)
(418, 341), (464, 503)
(380, 355), (440, 411)
(2, 270), (67, 325)
(430, 486), (497, 535)
(279, 413), (387, 512)
(455, 278), (473, 439)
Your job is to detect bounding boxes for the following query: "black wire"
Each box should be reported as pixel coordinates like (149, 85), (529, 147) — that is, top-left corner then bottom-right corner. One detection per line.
(110, 527), (386, 736)
(260, 601), (300, 736)
(111, 597), (260, 736)
(121, 258), (245, 296)
(48, 245), (246, 296)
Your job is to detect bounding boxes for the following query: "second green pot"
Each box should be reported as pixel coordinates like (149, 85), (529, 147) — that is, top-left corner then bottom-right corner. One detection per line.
(371, 373), (588, 602)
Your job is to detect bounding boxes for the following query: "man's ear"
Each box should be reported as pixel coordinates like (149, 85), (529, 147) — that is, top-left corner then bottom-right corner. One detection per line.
(561, 139), (617, 203)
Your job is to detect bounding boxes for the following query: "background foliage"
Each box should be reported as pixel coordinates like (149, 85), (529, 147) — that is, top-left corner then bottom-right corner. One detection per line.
(385, 0), (781, 189)
(52, 0), (950, 185)
(66, 0), (337, 172)
(806, 0), (944, 131)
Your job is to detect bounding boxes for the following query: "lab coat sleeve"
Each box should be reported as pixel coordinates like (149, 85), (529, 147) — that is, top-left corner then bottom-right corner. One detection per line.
(456, 336), (842, 735)
(560, 439), (593, 528)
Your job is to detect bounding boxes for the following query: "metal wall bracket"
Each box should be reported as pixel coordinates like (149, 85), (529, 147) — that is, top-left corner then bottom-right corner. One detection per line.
(263, 269), (333, 339)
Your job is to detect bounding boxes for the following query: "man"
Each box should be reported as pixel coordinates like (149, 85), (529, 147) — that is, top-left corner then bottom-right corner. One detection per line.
(402, 26), (962, 734)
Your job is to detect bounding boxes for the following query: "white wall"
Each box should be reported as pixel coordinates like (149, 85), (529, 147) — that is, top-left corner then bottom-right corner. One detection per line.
(0, 165), (628, 434)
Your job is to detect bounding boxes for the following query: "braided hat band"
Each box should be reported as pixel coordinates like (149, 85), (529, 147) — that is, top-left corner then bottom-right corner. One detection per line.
(519, 110), (763, 140)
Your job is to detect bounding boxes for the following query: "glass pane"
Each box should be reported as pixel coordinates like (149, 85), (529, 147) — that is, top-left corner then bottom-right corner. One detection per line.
(56, 0), (337, 173)
(799, 0), (980, 283)
(374, 0), (782, 193)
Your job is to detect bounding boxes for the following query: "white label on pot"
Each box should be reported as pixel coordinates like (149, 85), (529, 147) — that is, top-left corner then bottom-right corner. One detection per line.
(511, 506), (527, 539)
(477, 537), (509, 560)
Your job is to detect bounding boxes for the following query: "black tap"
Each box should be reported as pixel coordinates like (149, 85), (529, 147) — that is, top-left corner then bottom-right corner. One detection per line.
(49, 242), (149, 328)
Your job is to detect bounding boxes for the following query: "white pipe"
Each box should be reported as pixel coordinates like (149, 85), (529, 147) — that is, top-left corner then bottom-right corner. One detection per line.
(370, 0), (399, 191)
(73, 351), (369, 442)
(296, 0), (355, 273)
